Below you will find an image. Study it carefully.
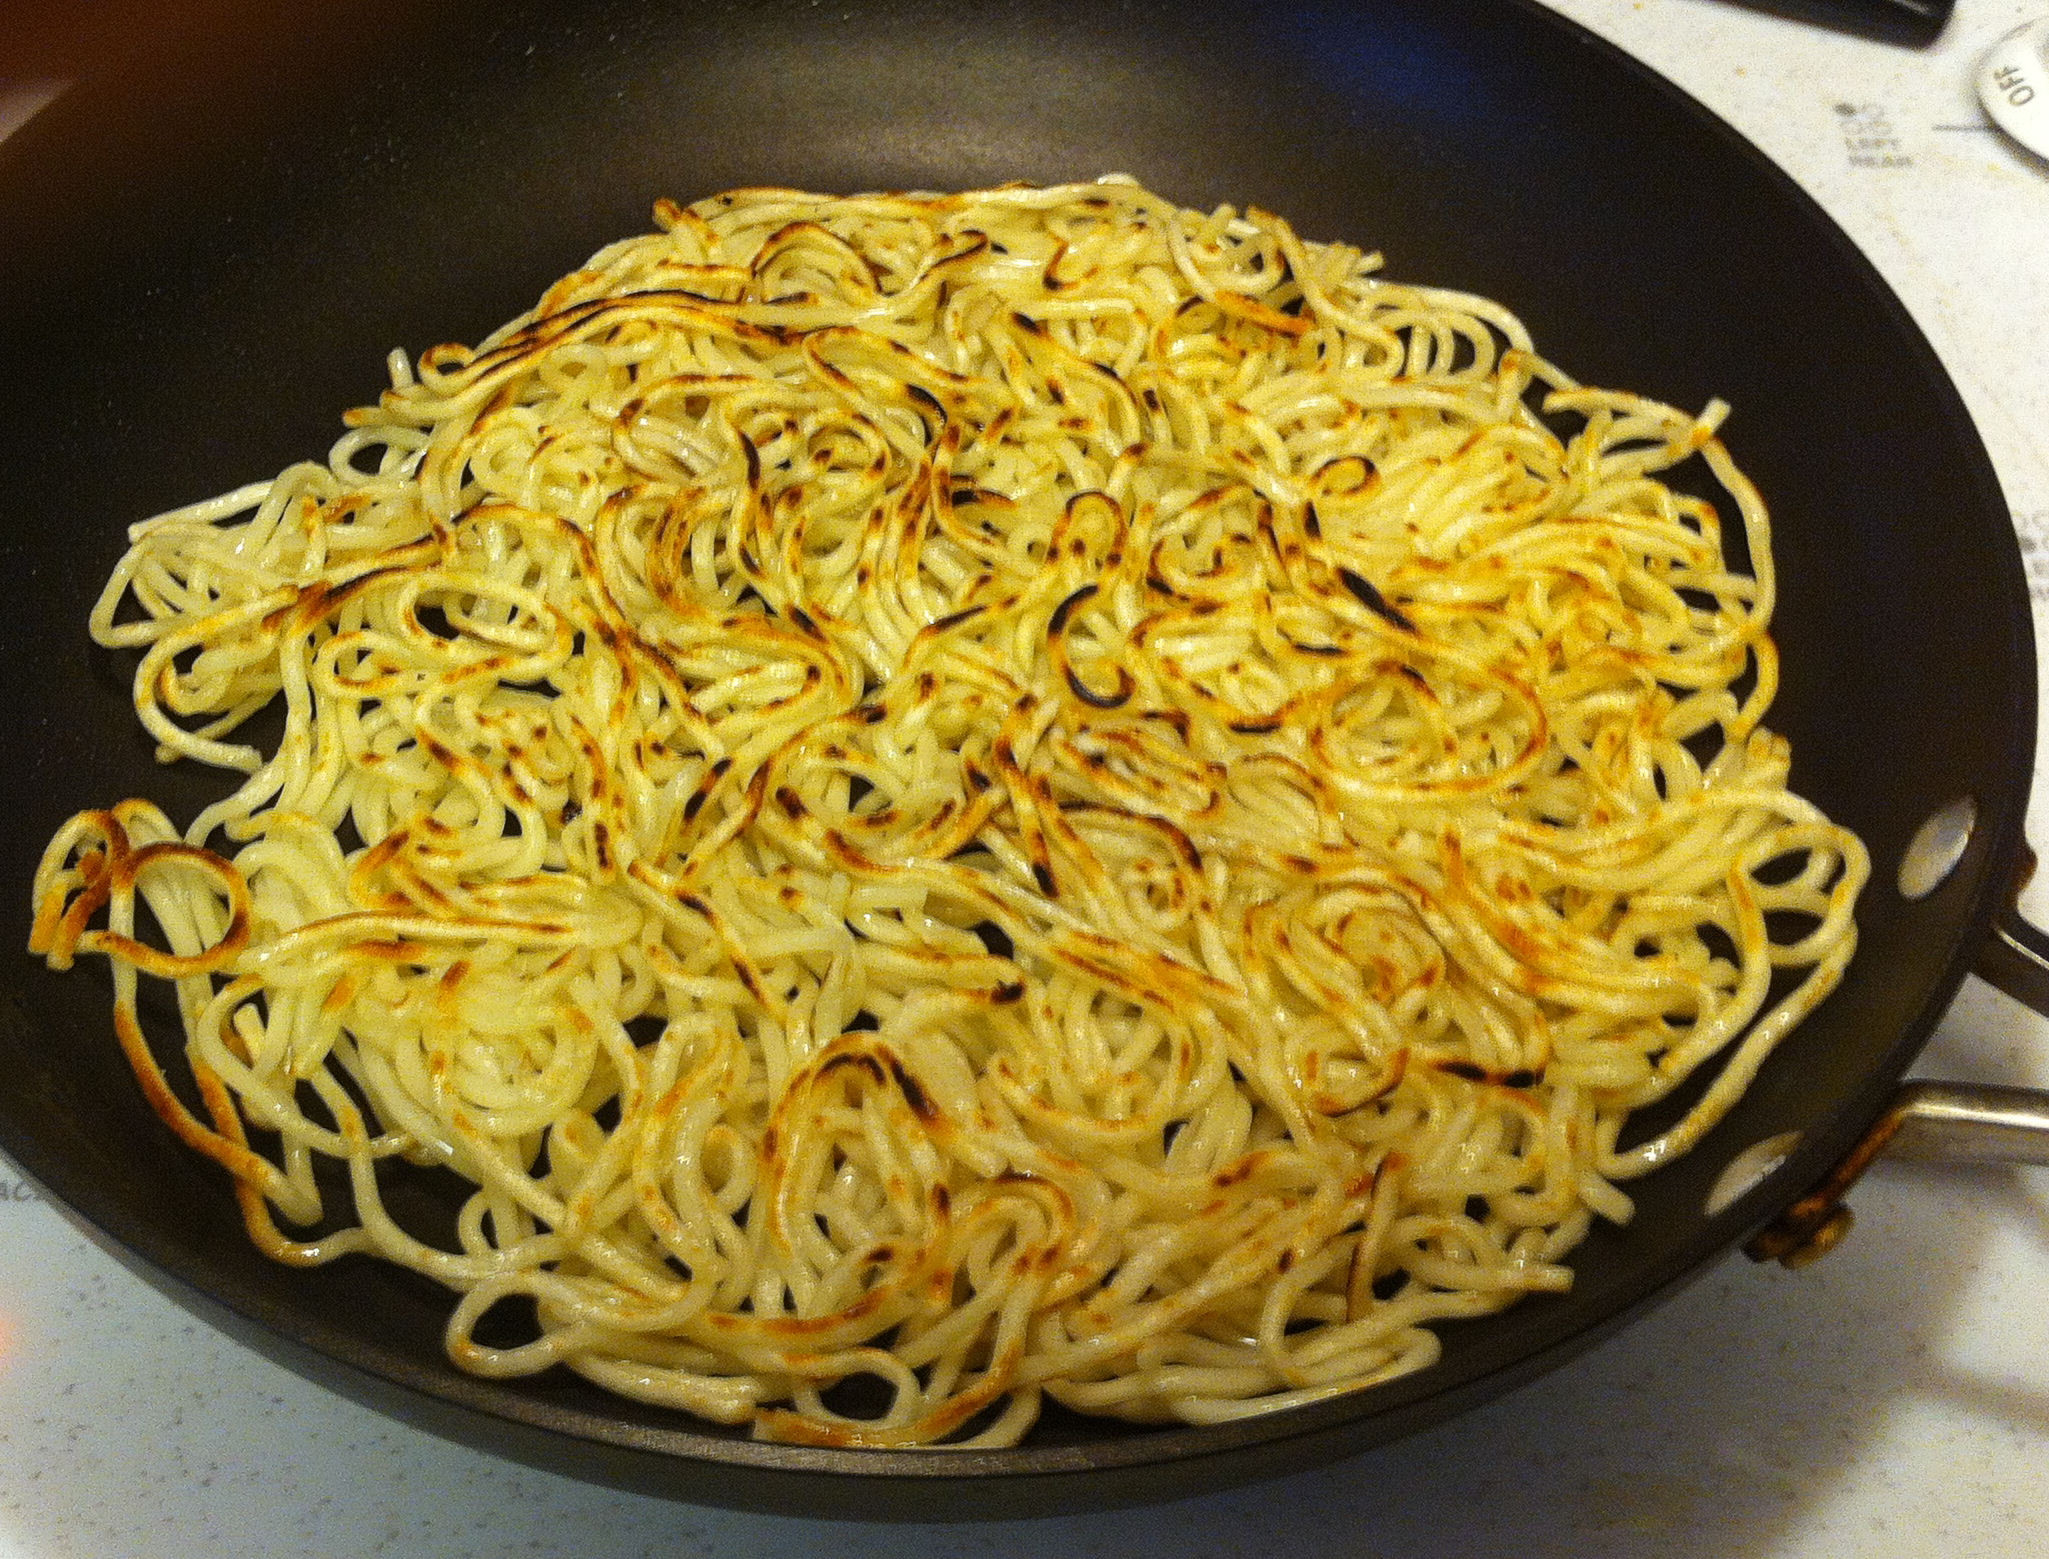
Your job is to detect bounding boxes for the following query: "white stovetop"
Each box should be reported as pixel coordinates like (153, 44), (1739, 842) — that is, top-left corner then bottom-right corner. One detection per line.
(4, 3), (2048, 1554)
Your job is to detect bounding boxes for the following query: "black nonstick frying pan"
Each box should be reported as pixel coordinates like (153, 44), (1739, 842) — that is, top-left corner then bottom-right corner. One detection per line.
(0, 0), (2043, 1522)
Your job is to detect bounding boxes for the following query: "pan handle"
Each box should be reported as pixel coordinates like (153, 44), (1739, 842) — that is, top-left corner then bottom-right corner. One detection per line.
(1747, 898), (2049, 1268)
(1971, 895), (2049, 1017)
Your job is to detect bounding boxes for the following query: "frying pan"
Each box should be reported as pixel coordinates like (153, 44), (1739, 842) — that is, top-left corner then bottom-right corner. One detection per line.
(0, 0), (2043, 1522)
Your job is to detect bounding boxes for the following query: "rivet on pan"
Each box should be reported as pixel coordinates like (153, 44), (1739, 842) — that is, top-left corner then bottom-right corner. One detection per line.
(1774, 1205), (1856, 1270)
(1704, 1129), (1802, 1217)
(1897, 796), (1976, 901)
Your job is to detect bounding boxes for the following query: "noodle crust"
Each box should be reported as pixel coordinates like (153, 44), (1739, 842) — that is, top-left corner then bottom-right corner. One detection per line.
(30, 178), (1865, 1447)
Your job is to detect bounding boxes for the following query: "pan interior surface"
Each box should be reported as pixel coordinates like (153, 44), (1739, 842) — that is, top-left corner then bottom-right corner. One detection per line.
(0, 0), (2028, 1518)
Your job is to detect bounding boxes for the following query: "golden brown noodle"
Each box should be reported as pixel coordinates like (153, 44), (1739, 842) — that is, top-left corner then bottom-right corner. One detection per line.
(30, 177), (1866, 1447)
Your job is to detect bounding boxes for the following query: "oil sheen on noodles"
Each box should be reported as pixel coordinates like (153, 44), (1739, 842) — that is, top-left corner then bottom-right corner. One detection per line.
(30, 177), (1867, 1449)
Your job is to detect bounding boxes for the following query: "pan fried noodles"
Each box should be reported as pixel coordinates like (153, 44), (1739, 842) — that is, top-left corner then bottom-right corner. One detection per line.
(31, 177), (1866, 1447)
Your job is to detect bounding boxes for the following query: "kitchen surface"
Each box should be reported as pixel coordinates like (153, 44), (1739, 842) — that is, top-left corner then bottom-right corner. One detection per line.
(2, 2), (2047, 1554)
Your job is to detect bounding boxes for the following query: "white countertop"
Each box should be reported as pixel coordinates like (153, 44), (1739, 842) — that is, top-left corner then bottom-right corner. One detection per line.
(4, 3), (2048, 1553)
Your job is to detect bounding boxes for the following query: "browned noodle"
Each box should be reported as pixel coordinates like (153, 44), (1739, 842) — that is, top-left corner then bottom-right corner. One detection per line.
(30, 177), (1865, 1447)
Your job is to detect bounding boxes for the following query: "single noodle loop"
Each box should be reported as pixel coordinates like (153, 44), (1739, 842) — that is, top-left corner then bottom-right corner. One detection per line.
(30, 177), (1866, 1448)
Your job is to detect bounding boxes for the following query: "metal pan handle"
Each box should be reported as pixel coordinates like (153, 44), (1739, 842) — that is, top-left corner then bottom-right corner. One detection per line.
(1749, 896), (2049, 1267)
(1970, 897), (2049, 1022)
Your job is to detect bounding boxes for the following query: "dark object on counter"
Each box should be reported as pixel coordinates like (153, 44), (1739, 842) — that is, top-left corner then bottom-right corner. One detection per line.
(0, 0), (2033, 1523)
(1722, 0), (1954, 47)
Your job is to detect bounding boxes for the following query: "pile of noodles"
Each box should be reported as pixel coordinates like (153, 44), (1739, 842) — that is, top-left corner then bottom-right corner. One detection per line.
(30, 176), (1866, 1448)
